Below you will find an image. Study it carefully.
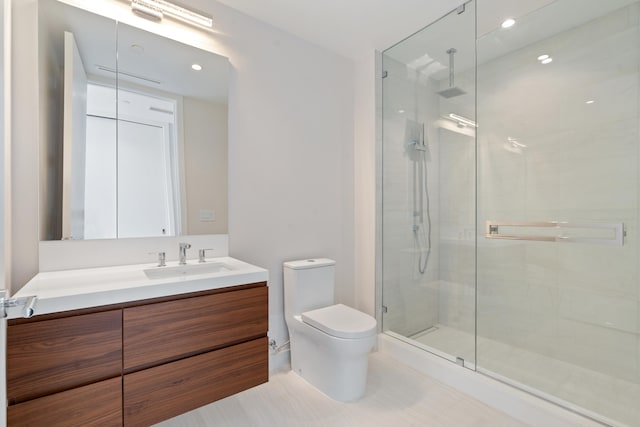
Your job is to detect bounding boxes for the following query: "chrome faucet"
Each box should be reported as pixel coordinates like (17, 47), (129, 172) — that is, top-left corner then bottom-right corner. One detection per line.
(198, 248), (215, 263)
(178, 243), (191, 265)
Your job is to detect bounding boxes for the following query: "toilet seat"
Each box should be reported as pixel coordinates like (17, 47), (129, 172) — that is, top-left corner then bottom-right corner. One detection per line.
(301, 304), (376, 339)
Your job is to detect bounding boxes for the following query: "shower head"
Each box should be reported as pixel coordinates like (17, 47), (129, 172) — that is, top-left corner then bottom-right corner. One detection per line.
(437, 86), (466, 98)
(437, 48), (466, 98)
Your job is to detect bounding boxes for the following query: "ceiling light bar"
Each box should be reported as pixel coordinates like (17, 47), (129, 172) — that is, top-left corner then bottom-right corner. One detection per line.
(448, 113), (478, 128)
(131, 0), (213, 28)
(131, 0), (163, 21)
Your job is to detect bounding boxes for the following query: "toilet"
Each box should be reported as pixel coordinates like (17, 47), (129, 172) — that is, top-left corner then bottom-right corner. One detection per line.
(283, 258), (377, 402)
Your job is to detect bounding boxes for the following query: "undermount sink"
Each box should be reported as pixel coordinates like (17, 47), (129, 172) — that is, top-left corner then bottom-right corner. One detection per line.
(144, 262), (232, 280)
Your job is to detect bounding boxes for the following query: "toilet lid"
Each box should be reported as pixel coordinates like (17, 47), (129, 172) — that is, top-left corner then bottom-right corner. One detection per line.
(301, 304), (377, 339)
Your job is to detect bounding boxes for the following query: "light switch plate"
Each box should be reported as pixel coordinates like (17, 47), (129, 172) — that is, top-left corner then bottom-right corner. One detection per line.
(199, 209), (216, 222)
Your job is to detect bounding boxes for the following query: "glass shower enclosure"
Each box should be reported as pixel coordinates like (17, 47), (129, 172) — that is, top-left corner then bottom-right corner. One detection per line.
(380, 1), (640, 425)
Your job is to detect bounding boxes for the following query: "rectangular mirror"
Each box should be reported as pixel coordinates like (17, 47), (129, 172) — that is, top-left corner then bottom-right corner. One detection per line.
(38, 0), (228, 241)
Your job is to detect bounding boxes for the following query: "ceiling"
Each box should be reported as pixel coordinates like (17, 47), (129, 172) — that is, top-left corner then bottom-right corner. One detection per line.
(192, 0), (464, 60)
(205, 0), (638, 67)
(185, 0), (561, 60)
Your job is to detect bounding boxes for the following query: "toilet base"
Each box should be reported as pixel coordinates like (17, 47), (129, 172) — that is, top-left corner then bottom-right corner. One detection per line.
(289, 320), (376, 402)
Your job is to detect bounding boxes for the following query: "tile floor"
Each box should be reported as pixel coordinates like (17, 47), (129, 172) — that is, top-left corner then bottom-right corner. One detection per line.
(155, 352), (528, 427)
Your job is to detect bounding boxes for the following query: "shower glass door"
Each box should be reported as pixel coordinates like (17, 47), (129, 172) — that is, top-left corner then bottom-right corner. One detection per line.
(381, 2), (477, 367)
(476, 1), (640, 425)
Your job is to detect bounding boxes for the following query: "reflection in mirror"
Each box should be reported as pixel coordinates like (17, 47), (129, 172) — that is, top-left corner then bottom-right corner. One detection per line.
(38, 0), (229, 241)
(39, 0), (117, 240)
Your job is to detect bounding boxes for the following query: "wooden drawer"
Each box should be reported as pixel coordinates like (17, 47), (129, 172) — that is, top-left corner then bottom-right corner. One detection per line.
(124, 337), (268, 427)
(123, 285), (268, 371)
(7, 310), (122, 403)
(8, 376), (122, 427)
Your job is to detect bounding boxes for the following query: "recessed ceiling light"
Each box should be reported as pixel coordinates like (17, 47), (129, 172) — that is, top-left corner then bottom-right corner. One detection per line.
(586, 100), (595, 104)
(541, 57), (553, 64)
(501, 18), (516, 29)
(191, 63), (202, 71)
(537, 54), (549, 61)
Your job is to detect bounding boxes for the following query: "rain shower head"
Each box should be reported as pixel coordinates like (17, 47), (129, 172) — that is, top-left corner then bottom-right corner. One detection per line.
(437, 86), (466, 98)
(437, 48), (466, 98)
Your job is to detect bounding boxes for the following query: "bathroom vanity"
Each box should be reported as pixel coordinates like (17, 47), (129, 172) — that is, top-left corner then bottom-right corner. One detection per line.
(5, 257), (268, 427)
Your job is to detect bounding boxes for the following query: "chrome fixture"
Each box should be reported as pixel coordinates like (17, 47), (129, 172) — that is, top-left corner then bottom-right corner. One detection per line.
(179, 243), (191, 265)
(198, 248), (215, 263)
(149, 251), (166, 267)
(405, 119), (432, 275)
(130, 0), (213, 28)
(485, 221), (624, 246)
(1, 291), (38, 318)
(437, 48), (466, 98)
(158, 251), (166, 266)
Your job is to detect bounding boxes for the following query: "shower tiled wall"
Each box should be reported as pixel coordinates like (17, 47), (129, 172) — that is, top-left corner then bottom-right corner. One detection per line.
(381, 56), (440, 337)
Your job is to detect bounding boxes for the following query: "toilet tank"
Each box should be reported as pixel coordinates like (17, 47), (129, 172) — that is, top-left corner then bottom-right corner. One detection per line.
(284, 258), (336, 318)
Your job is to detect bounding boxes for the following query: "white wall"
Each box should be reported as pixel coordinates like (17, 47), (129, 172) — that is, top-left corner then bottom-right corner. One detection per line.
(1, 1), (10, 424)
(218, 4), (356, 370)
(11, 0), (38, 295)
(353, 53), (377, 317)
(183, 98), (227, 235)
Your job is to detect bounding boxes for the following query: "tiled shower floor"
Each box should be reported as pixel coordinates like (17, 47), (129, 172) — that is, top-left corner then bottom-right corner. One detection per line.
(411, 325), (640, 426)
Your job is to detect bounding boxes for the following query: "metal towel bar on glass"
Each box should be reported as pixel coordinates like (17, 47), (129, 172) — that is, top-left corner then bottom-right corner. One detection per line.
(485, 221), (624, 246)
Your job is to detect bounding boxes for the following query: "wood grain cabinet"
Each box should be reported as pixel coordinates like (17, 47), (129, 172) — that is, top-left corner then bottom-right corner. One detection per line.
(123, 285), (268, 371)
(7, 310), (123, 427)
(8, 377), (123, 427)
(6, 282), (269, 427)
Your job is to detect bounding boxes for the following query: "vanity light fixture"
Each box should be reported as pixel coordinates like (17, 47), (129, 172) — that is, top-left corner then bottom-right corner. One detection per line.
(130, 0), (213, 28)
(131, 0), (162, 22)
(191, 63), (203, 71)
(501, 18), (516, 29)
(448, 113), (477, 128)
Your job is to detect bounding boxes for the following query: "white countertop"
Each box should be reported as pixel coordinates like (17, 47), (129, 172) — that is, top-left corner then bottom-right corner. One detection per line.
(8, 257), (268, 319)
